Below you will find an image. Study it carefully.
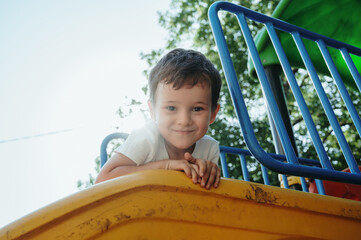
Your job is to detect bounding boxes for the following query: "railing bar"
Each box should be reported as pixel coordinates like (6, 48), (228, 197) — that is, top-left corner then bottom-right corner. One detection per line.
(317, 40), (360, 173)
(300, 177), (309, 192)
(236, 14), (298, 165)
(291, 32), (335, 170)
(239, 154), (250, 181)
(266, 25), (333, 169)
(220, 152), (230, 178)
(261, 165), (270, 185)
(100, 132), (129, 167)
(209, 6), (260, 156)
(340, 47), (361, 97)
(317, 43), (361, 138)
(281, 174), (289, 189)
(315, 179), (326, 195)
(212, 2), (361, 56)
(220, 146), (322, 167)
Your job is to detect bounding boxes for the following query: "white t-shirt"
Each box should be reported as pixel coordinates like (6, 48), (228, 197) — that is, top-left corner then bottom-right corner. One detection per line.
(116, 121), (219, 166)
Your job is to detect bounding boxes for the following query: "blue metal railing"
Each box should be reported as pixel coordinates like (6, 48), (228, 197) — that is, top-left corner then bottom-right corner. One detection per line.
(219, 146), (325, 194)
(100, 132), (326, 194)
(100, 132), (129, 167)
(208, 1), (361, 185)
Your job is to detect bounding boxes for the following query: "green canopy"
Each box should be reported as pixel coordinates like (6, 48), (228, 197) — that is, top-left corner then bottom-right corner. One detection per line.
(249, 0), (361, 89)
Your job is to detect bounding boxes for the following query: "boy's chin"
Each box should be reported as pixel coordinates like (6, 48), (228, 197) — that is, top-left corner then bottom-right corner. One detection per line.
(166, 141), (196, 152)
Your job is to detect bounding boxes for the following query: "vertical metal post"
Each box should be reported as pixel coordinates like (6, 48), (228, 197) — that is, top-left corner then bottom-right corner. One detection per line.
(239, 154), (250, 181)
(220, 152), (230, 178)
(264, 65), (298, 156)
(264, 65), (305, 191)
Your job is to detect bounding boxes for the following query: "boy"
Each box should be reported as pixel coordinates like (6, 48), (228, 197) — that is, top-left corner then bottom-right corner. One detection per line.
(96, 48), (222, 189)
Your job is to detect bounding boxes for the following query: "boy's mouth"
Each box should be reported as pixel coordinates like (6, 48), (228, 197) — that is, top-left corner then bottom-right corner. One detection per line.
(173, 129), (194, 135)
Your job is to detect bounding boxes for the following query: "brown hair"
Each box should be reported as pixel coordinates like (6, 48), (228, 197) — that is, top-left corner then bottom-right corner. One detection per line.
(148, 48), (221, 111)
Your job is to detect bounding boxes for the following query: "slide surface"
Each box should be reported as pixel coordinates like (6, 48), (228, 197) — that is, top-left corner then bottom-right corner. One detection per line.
(1, 170), (360, 239)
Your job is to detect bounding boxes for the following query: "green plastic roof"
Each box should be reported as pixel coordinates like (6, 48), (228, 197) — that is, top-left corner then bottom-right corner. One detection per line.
(248, 0), (361, 88)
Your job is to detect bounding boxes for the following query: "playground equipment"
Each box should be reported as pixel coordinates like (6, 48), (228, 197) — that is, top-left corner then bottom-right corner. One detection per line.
(1, 1), (360, 239)
(209, 1), (361, 185)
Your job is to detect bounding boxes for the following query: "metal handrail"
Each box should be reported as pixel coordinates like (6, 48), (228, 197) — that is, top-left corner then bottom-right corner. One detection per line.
(209, 1), (361, 184)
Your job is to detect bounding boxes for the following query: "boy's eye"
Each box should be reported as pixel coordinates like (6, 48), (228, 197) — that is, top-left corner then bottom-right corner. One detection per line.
(193, 107), (204, 112)
(166, 106), (176, 111)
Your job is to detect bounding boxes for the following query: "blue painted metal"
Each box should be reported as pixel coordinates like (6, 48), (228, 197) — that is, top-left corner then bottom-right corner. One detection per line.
(267, 26), (334, 171)
(292, 32), (334, 170)
(317, 41), (361, 139)
(219, 152), (229, 178)
(100, 132), (129, 167)
(261, 165), (270, 185)
(281, 174), (289, 189)
(316, 40), (360, 173)
(209, 1), (361, 184)
(239, 154), (250, 181)
(219, 146), (322, 167)
(238, 13), (298, 165)
(219, 145), (324, 193)
(300, 177), (308, 192)
(315, 179), (326, 195)
(341, 47), (361, 93)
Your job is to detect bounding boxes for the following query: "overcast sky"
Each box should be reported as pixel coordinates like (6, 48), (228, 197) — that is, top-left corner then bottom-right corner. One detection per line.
(0, 0), (172, 228)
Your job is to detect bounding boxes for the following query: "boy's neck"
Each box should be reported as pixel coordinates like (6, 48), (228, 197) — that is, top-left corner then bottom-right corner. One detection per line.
(164, 141), (195, 160)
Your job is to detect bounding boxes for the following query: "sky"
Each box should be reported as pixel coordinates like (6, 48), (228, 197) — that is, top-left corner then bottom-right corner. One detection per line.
(0, 0), (173, 228)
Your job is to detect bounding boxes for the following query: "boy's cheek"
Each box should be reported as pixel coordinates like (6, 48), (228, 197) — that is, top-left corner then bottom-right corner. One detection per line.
(152, 109), (162, 123)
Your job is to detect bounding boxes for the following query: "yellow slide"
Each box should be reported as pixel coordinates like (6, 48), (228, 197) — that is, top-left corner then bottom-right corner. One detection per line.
(1, 170), (360, 239)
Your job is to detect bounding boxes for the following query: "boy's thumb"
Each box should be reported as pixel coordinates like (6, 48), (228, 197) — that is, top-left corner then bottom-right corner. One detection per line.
(184, 152), (196, 164)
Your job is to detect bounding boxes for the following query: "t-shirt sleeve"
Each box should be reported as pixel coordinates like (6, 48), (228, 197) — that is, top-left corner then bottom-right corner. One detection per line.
(115, 124), (156, 166)
(209, 140), (220, 165)
(194, 136), (220, 166)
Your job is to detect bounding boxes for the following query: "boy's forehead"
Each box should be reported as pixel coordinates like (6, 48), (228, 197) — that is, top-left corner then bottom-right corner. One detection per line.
(160, 79), (210, 90)
(154, 81), (211, 101)
(157, 81), (210, 93)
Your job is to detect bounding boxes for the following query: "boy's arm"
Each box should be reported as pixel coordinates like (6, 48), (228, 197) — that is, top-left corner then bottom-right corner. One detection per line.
(95, 152), (200, 184)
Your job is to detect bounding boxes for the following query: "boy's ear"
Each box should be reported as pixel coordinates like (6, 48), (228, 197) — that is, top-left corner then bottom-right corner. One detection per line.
(148, 100), (155, 121)
(210, 104), (220, 124)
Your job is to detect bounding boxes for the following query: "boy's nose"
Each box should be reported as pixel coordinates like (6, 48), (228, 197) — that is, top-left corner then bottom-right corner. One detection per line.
(177, 111), (192, 125)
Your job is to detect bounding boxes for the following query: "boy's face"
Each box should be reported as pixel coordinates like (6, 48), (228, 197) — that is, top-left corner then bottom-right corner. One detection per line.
(149, 81), (219, 152)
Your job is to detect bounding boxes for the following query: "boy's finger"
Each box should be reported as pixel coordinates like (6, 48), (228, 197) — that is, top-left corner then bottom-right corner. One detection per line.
(200, 161), (211, 187)
(181, 163), (192, 178)
(190, 167), (199, 184)
(214, 168), (221, 188)
(191, 163), (200, 174)
(184, 152), (196, 164)
(184, 152), (191, 160)
(206, 165), (218, 189)
(185, 153), (207, 178)
(197, 159), (207, 177)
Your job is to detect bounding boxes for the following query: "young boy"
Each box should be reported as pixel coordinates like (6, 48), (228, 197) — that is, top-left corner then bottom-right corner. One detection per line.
(95, 48), (222, 189)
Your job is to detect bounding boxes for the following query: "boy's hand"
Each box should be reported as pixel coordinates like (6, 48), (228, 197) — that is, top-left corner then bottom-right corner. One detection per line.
(184, 152), (221, 189)
(164, 159), (200, 184)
